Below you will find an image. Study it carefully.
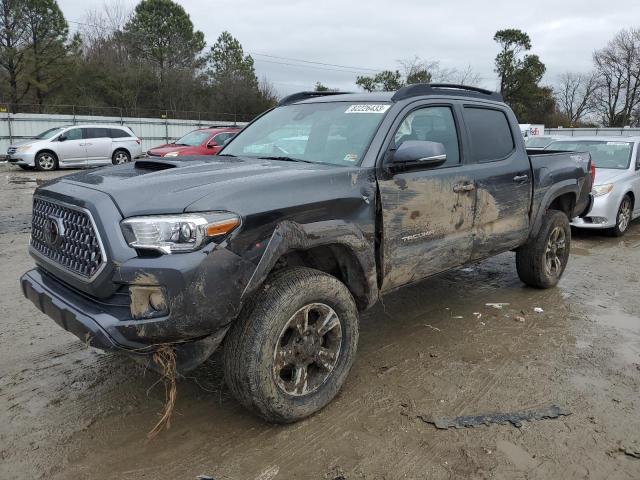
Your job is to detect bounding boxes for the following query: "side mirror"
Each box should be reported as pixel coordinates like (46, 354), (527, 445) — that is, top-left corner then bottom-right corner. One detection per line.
(58, 135), (67, 142)
(206, 141), (217, 149)
(391, 140), (447, 169)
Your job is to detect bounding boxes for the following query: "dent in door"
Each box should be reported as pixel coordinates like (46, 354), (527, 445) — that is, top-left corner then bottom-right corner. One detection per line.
(380, 173), (475, 289)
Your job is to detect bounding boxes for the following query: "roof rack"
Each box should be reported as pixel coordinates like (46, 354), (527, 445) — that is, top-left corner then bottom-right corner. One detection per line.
(391, 83), (503, 102)
(277, 91), (351, 106)
(207, 125), (241, 129)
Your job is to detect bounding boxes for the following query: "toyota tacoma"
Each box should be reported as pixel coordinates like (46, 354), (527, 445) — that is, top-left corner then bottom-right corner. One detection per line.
(21, 84), (593, 422)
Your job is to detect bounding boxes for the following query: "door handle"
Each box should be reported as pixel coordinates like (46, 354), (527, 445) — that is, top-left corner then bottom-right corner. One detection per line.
(453, 182), (475, 193)
(513, 174), (529, 183)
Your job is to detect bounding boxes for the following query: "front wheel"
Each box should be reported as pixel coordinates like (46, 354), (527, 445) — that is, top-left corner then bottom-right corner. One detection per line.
(34, 152), (58, 171)
(608, 195), (633, 237)
(223, 267), (359, 423)
(516, 210), (571, 289)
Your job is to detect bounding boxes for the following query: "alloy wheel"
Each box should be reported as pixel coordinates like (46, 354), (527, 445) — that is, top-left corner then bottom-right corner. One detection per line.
(38, 154), (55, 170)
(114, 152), (129, 164)
(617, 197), (632, 233)
(545, 226), (566, 277)
(273, 303), (342, 396)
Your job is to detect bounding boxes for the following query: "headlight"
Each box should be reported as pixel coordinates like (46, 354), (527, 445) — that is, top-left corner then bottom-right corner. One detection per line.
(120, 212), (240, 254)
(164, 151), (180, 157)
(16, 144), (33, 152)
(592, 183), (614, 197)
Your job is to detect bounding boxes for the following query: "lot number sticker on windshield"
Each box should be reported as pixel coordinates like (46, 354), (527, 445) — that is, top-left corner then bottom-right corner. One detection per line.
(345, 104), (390, 114)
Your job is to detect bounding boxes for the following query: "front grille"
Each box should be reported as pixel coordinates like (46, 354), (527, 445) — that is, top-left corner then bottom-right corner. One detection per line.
(7, 147), (16, 155)
(31, 197), (105, 279)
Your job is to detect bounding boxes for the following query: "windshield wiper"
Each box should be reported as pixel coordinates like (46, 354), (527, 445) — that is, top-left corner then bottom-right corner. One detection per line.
(258, 156), (315, 164)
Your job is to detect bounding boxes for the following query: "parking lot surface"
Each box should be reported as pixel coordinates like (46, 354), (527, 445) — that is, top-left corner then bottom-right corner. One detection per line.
(1, 162), (639, 480)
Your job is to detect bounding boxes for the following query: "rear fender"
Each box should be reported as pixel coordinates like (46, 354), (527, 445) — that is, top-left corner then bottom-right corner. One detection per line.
(529, 181), (577, 240)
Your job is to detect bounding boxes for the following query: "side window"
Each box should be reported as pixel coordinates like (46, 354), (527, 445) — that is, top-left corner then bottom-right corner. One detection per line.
(83, 128), (109, 139)
(393, 106), (460, 167)
(212, 133), (231, 145)
(64, 128), (82, 141)
(109, 128), (129, 138)
(464, 107), (514, 162)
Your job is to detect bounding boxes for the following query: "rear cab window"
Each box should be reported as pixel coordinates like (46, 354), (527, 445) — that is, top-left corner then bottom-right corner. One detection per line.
(463, 107), (515, 162)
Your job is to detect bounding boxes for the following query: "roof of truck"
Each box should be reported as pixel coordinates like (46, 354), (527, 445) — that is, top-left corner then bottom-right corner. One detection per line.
(281, 84), (503, 106)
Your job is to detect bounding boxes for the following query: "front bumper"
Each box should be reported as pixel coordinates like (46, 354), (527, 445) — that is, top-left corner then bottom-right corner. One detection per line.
(571, 193), (619, 229)
(21, 268), (129, 351)
(7, 151), (35, 166)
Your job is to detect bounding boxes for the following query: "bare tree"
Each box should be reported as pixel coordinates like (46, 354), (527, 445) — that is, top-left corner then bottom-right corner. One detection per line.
(555, 72), (597, 125)
(592, 28), (640, 127)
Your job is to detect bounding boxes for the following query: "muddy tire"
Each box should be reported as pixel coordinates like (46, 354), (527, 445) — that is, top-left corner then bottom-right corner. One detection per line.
(607, 194), (633, 237)
(223, 267), (359, 423)
(516, 210), (571, 289)
(34, 151), (58, 171)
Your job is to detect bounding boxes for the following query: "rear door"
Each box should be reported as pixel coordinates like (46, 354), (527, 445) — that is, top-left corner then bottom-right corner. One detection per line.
(377, 102), (477, 291)
(83, 127), (113, 165)
(460, 105), (532, 260)
(56, 127), (86, 166)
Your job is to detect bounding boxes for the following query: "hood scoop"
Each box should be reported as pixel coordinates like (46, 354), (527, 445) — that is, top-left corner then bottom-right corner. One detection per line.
(134, 159), (179, 171)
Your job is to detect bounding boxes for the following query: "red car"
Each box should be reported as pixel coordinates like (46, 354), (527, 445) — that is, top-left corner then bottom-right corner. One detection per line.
(147, 126), (240, 157)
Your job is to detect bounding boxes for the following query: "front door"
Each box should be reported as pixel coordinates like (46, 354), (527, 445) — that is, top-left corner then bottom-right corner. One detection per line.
(56, 127), (86, 166)
(378, 104), (477, 291)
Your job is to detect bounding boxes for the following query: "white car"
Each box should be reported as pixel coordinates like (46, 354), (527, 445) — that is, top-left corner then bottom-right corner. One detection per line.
(544, 136), (640, 236)
(6, 124), (143, 171)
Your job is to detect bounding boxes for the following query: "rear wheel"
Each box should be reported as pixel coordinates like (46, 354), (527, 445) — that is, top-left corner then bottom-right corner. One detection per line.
(112, 149), (131, 165)
(223, 267), (359, 423)
(516, 210), (571, 288)
(34, 152), (58, 171)
(608, 195), (633, 237)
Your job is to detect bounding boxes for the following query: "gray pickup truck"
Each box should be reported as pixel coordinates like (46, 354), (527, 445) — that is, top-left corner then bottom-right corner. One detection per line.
(21, 84), (593, 422)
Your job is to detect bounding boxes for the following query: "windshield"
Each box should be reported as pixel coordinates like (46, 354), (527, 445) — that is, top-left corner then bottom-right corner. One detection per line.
(35, 127), (65, 140)
(526, 136), (554, 148)
(546, 140), (633, 169)
(221, 102), (391, 166)
(175, 130), (211, 146)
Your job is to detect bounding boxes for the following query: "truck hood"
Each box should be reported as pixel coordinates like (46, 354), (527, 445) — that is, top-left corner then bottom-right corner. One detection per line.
(48, 156), (367, 218)
(593, 168), (631, 185)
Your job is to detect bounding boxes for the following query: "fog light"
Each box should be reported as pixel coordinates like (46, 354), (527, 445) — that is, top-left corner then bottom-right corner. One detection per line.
(130, 286), (169, 319)
(590, 217), (608, 224)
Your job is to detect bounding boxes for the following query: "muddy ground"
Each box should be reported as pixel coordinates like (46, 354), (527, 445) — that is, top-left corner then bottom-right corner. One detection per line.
(1, 162), (639, 480)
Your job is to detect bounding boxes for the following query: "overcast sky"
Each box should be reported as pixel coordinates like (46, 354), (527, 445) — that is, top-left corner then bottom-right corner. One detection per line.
(58, 0), (640, 96)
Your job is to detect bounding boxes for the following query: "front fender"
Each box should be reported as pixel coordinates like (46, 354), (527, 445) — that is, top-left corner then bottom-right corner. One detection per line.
(241, 220), (378, 309)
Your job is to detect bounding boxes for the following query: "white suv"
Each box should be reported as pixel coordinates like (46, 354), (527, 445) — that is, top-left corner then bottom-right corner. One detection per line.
(6, 124), (143, 171)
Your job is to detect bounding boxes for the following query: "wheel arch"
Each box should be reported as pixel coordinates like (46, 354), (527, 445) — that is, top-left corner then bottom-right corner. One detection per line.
(112, 147), (131, 158)
(529, 183), (577, 240)
(241, 220), (378, 311)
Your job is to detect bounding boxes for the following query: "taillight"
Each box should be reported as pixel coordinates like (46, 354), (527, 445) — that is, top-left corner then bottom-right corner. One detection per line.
(590, 161), (596, 183)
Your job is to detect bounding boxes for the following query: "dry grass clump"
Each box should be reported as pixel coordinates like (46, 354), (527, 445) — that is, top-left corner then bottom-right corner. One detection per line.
(147, 345), (177, 439)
